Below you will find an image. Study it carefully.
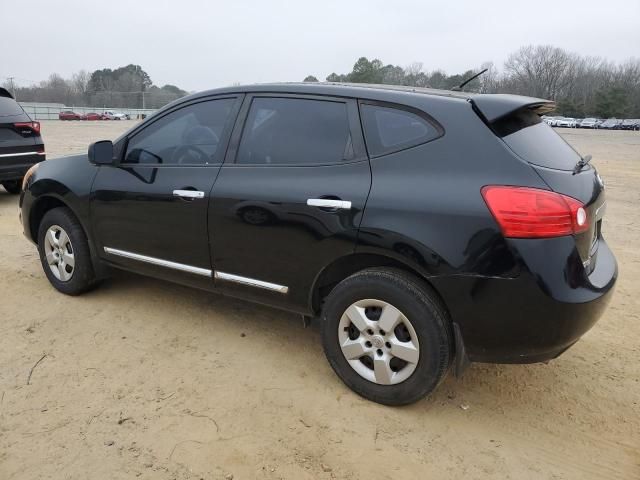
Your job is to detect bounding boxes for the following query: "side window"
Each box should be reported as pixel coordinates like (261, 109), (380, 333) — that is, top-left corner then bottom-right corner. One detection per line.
(124, 98), (236, 166)
(236, 97), (353, 165)
(360, 103), (440, 157)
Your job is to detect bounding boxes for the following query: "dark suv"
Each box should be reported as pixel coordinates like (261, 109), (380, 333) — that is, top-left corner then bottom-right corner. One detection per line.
(19, 83), (617, 405)
(0, 88), (45, 194)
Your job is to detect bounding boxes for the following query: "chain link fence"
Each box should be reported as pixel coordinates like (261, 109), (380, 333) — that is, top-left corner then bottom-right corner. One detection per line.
(19, 102), (157, 120)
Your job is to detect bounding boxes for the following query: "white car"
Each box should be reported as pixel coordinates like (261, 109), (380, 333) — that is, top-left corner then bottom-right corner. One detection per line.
(557, 117), (577, 128)
(543, 116), (559, 126)
(103, 110), (128, 121)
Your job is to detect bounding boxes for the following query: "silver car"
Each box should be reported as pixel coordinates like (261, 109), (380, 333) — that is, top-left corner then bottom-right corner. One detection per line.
(580, 118), (599, 129)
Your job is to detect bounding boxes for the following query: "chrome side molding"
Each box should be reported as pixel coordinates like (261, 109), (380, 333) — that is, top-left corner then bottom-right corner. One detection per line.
(214, 271), (289, 294)
(103, 247), (212, 277)
(103, 247), (289, 293)
(0, 151), (44, 158)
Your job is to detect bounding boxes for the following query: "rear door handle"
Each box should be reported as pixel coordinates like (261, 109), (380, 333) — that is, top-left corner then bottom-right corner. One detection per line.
(307, 198), (352, 210)
(173, 189), (205, 199)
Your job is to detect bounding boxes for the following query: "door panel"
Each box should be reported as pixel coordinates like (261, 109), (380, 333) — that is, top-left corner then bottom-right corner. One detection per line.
(92, 165), (219, 289)
(208, 95), (371, 312)
(90, 96), (241, 288)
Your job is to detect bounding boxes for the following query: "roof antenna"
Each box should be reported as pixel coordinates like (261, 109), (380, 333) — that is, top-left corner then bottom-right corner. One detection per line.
(452, 68), (488, 92)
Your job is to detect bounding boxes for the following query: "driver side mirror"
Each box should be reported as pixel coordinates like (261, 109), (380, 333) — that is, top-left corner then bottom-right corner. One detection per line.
(88, 140), (114, 165)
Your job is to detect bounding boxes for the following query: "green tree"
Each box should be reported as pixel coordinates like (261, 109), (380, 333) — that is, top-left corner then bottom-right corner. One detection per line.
(326, 72), (347, 82)
(349, 57), (384, 83)
(303, 75), (319, 82)
(594, 87), (629, 117)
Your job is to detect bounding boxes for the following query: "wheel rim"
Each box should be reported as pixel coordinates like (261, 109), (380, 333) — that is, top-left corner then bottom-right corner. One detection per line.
(338, 299), (420, 385)
(43, 225), (75, 282)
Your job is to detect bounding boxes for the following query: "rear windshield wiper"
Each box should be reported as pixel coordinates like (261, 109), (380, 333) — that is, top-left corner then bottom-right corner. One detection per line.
(573, 154), (593, 174)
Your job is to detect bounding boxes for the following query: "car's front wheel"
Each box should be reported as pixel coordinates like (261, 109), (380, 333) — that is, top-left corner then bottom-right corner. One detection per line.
(2, 180), (21, 194)
(37, 207), (97, 295)
(321, 268), (452, 405)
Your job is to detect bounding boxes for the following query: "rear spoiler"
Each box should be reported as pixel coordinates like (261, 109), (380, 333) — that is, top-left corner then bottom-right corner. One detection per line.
(0, 87), (14, 99)
(470, 94), (555, 123)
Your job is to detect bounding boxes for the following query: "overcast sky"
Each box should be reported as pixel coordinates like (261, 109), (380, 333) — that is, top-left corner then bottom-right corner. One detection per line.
(2, 0), (639, 92)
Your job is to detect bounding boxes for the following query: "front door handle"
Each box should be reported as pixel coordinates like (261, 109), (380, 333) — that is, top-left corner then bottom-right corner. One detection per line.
(307, 198), (352, 210)
(173, 189), (205, 199)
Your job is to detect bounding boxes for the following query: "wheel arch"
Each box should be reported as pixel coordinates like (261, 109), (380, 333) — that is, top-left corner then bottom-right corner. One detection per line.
(311, 252), (469, 376)
(28, 194), (107, 278)
(28, 195), (69, 244)
(310, 252), (450, 318)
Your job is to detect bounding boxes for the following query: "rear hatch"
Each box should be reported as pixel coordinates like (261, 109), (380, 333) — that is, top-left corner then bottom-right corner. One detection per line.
(0, 96), (41, 163)
(473, 96), (605, 272)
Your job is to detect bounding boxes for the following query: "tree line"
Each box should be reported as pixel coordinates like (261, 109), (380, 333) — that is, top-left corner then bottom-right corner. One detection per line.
(3, 64), (188, 110)
(304, 45), (640, 118)
(4, 45), (639, 117)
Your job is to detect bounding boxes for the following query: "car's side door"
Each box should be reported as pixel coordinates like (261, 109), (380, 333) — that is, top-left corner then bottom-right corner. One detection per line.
(91, 95), (242, 289)
(208, 94), (371, 312)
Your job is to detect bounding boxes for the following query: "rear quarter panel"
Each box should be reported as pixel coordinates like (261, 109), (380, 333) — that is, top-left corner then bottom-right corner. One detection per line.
(356, 95), (549, 278)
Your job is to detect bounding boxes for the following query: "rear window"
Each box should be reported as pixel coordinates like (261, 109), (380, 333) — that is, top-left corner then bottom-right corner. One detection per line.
(494, 109), (581, 171)
(360, 104), (441, 157)
(0, 97), (23, 117)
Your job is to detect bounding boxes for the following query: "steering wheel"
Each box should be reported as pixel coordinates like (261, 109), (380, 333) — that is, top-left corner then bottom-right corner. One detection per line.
(171, 145), (210, 165)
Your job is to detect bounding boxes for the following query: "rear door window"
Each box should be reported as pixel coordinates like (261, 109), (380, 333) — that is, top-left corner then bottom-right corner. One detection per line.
(494, 109), (581, 171)
(236, 97), (353, 165)
(360, 103), (441, 157)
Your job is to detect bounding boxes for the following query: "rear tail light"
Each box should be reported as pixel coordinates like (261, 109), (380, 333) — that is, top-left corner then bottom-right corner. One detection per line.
(14, 121), (41, 135)
(481, 186), (589, 238)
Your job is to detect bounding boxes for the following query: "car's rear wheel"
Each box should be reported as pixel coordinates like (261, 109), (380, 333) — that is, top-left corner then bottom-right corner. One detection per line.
(37, 207), (97, 295)
(321, 268), (452, 405)
(2, 180), (21, 194)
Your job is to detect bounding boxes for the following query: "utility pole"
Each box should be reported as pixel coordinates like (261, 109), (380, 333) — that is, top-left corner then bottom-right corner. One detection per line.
(7, 77), (16, 100)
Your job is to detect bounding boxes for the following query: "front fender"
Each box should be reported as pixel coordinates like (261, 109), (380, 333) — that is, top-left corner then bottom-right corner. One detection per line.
(20, 154), (103, 274)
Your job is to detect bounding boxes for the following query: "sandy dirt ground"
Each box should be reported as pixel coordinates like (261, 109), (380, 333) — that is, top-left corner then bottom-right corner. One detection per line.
(1, 121), (639, 479)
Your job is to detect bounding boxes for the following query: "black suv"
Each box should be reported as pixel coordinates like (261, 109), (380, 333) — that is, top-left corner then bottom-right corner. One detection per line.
(0, 88), (45, 194)
(20, 83), (617, 405)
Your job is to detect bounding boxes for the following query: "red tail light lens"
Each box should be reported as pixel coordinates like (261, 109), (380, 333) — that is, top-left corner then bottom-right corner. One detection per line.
(481, 186), (589, 238)
(14, 121), (41, 135)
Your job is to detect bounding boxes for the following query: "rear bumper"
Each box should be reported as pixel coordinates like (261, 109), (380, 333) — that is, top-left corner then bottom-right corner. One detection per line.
(0, 152), (45, 181)
(431, 236), (617, 364)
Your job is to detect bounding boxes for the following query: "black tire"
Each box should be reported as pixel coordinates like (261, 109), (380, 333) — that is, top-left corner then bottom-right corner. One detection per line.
(2, 180), (21, 194)
(37, 207), (97, 295)
(320, 268), (452, 406)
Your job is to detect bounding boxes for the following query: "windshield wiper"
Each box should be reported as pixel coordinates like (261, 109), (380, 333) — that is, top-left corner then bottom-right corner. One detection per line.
(573, 154), (593, 174)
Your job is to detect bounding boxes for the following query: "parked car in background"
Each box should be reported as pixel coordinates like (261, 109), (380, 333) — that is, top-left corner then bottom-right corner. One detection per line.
(556, 117), (578, 128)
(0, 88), (46, 194)
(20, 83), (617, 405)
(599, 118), (622, 130)
(59, 110), (83, 121)
(544, 116), (559, 126)
(580, 118), (599, 129)
(103, 111), (128, 120)
(620, 119), (640, 131)
(84, 112), (106, 121)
